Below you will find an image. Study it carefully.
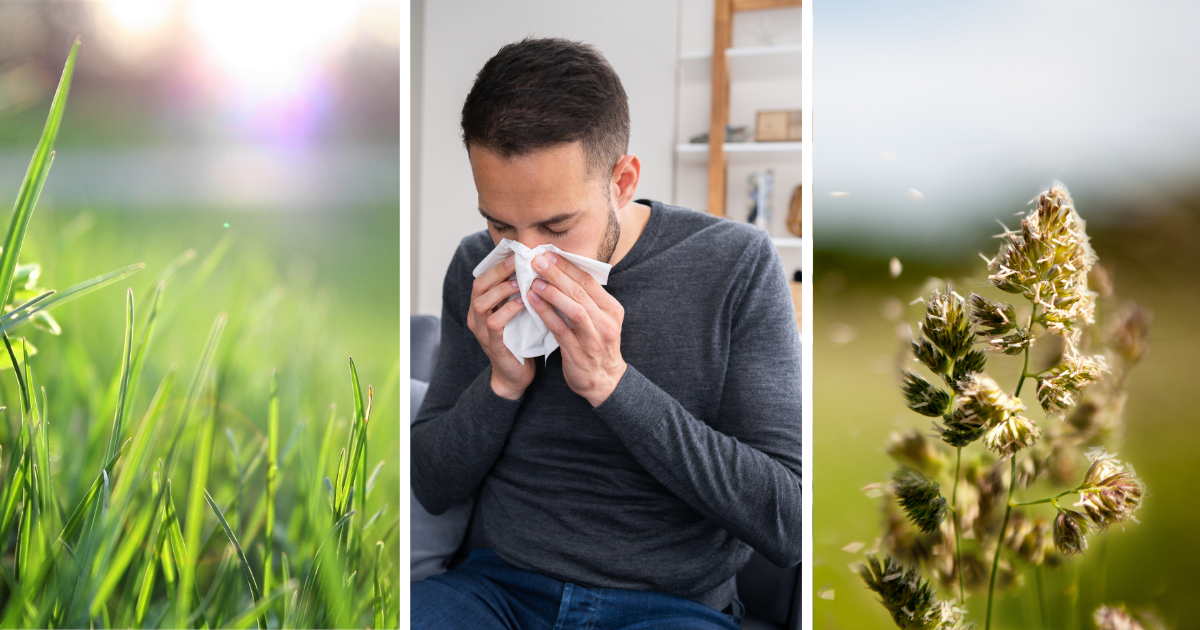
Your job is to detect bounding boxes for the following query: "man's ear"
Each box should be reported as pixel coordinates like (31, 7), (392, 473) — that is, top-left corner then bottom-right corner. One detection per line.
(609, 154), (641, 208)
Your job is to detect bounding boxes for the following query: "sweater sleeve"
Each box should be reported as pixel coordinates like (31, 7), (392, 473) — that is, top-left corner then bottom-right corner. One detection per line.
(593, 233), (803, 567)
(410, 248), (524, 516)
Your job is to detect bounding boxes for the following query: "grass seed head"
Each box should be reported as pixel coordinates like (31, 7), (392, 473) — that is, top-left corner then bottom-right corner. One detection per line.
(986, 328), (1034, 356)
(969, 293), (1016, 337)
(1003, 511), (1050, 566)
(985, 182), (1097, 342)
(1106, 304), (1152, 368)
(951, 373), (1025, 430)
(902, 371), (952, 418)
(1093, 605), (1145, 630)
(886, 429), (946, 478)
(858, 555), (970, 630)
(1037, 354), (1108, 419)
(1053, 508), (1091, 558)
(949, 349), (988, 385)
(984, 414), (1041, 459)
(892, 467), (949, 534)
(1077, 448), (1144, 529)
(937, 421), (988, 449)
(913, 335), (952, 375)
(918, 286), (976, 361)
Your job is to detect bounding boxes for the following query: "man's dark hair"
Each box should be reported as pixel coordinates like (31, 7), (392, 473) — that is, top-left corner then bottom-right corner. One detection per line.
(461, 37), (630, 181)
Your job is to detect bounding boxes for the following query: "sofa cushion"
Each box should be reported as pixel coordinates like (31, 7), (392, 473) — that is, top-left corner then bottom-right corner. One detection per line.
(410, 378), (472, 581)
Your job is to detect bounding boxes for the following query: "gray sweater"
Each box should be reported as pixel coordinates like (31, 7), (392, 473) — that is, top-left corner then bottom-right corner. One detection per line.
(411, 200), (803, 611)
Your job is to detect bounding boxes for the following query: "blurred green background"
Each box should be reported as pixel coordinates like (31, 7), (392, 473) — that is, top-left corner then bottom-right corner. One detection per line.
(813, 207), (1200, 628)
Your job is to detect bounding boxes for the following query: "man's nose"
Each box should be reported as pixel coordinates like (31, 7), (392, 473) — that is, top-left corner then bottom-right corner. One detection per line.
(512, 229), (552, 250)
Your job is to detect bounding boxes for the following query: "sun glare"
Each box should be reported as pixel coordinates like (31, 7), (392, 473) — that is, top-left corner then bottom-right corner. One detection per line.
(102, 0), (174, 32)
(186, 0), (361, 96)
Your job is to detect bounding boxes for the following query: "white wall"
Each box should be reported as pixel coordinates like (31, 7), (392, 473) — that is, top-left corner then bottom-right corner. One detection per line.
(413, 0), (679, 316)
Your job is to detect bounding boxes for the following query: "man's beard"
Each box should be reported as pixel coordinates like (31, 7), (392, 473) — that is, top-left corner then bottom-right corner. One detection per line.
(596, 190), (621, 263)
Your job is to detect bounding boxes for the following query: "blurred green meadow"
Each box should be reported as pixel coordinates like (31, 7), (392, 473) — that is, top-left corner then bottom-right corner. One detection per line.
(813, 212), (1200, 629)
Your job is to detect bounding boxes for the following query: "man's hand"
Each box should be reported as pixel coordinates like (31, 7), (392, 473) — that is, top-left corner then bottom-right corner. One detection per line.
(467, 254), (534, 399)
(527, 252), (627, 407)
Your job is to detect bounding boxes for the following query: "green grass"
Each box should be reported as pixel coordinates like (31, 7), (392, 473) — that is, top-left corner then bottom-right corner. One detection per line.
(0, 42), (400, 628)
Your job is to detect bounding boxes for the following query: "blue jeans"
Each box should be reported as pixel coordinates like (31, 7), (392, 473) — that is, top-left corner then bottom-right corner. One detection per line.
(412, 549), (745, 629)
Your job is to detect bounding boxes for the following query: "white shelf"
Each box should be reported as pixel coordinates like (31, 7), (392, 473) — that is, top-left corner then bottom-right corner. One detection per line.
(679, 43), (803, 61)
(771, 237), (804, 248)
(675, 142), (802, 163)
(679, 44), (802, 79)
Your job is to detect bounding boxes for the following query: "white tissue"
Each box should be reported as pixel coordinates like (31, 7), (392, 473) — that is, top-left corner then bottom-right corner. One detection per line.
(471, 238), (612, 361)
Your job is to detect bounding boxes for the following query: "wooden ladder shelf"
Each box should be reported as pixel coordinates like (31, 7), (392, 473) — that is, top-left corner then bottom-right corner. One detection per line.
(707, 0), (802, 217)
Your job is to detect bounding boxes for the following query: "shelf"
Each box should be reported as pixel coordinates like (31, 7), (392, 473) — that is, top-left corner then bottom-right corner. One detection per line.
(676, 142), (802, 163)
(679, 43), (802, 61)
(771, 237), (804, 248)
(679, 44), (802, 79)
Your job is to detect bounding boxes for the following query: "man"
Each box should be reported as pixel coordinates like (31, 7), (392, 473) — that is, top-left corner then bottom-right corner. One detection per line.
(411, 38), (802, 629)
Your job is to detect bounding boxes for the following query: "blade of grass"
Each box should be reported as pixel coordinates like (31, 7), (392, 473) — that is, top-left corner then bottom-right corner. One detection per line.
(0, 450), (26, 545)
(3, 333), (30, 414)
(338, 360), (370, 518)
(163, 475), (185, 590)
(133, 471), (168, 627)
(373, 541), (385, 630)
(0, 264), (145, 340)
(35, 386), (57, 526)
(221, 580), (291, 630)
(163, 313), (226, 478)
(315, 404), (337, 490)
(264, 370), (278, 613)
(365, 461), (385, 501)
(280, 552), (291, 628)
(104, 288), (134, 463)
(109, 370), (174, 518)
(177, 380), (217, 628)
(17, 479), (32, 582)
(0, 39), (78, 307)
(162, 475), (209, 630)
(191, 546), (235, 628)
(100, 279), (164, 455)
(225, 429), (242, 536)
(204, 490), (265, 629)
(94, 275), (165, 449)
(297, 510), (356, 628)
(56, 438), (130, 545)
(88, 497), (155, 616)
(108, 373), (174, 625)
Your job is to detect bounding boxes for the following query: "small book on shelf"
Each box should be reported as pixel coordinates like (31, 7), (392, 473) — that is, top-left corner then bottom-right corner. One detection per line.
(755, 110), (802, 142)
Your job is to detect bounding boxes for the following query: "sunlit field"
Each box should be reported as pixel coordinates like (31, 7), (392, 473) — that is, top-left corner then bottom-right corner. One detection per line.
(0, 43), (400, 628)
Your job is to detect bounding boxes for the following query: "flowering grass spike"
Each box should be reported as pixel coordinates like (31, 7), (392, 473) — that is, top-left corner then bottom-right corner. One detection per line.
(860, 182), (1150, 630)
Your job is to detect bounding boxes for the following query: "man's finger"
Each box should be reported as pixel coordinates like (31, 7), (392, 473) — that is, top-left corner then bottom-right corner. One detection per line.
(472, 278), (520, 319)
(528, 278), (595, 345)
(539, 252), (622, 314)
(532, 253), (605, 324)
(471, 254), (516, 297)
(485, 295), (525, 336)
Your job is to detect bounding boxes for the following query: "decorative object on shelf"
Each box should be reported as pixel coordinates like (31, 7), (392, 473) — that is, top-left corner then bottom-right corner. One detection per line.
(746, 169), (774, 233)
(755, 110), (802, 142)
(689, 125), (751, 144)
(743, 10), (785, 46)
(786, 184), (802, 237)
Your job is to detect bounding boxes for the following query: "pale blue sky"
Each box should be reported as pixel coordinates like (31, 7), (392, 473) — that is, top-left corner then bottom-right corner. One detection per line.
(814, 1), (1200, 255)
